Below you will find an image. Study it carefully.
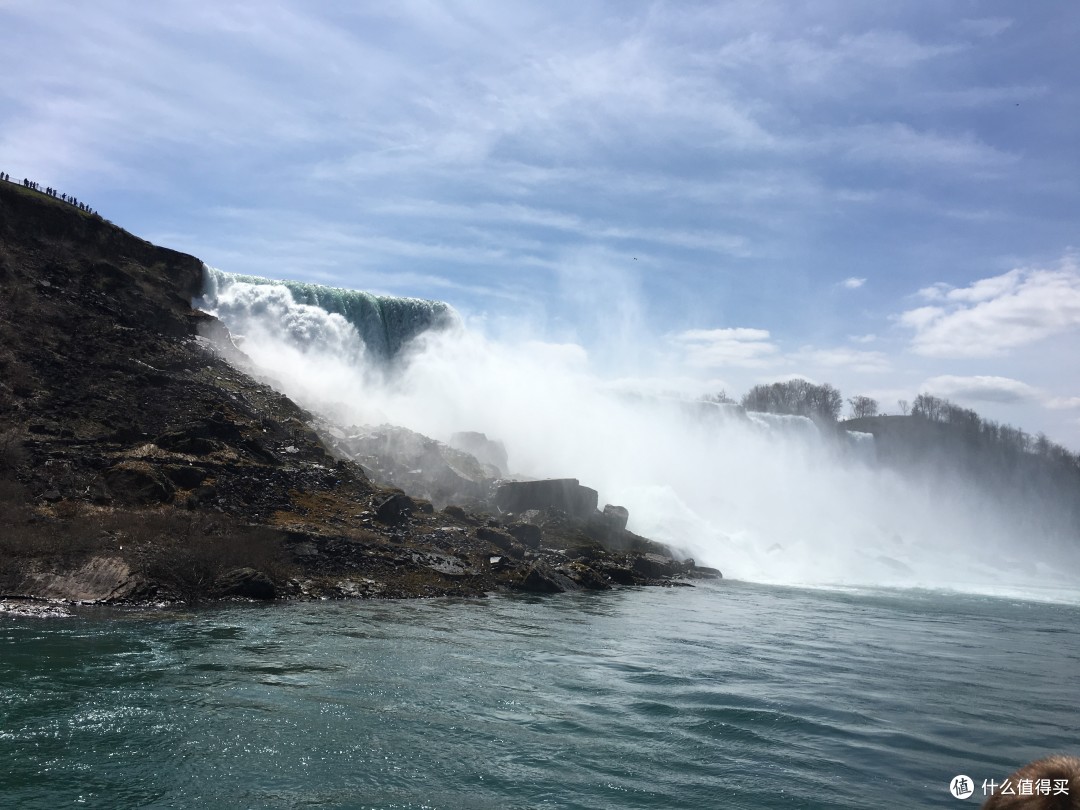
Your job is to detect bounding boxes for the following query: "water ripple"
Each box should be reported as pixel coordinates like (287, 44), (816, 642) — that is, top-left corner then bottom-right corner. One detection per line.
(1, 584), (1077, 808)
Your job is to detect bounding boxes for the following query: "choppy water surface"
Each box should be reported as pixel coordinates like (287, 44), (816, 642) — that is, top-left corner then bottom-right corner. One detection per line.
(2, 582), (1078, 809)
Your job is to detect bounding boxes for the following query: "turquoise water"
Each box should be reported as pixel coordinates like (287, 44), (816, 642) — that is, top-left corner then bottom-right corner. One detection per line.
(2, 582), (1078, 809)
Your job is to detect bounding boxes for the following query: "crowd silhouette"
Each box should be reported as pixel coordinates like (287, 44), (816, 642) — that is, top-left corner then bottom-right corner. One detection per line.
(1, 171), (100, 217)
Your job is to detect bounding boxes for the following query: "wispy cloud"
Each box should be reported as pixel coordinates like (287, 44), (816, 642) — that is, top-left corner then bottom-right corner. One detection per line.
(670, 327), (779, 368)
(1046, 397), (1080, 411)
(921, 374), (1039, 403)
(837, 123), (1015, 168)
(899, 257), (1080, 357)
(840, 277), (866, 289)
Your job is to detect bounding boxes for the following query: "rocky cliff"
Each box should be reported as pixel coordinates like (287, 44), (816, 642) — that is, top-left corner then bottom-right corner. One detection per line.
(0, 180), (717, 610)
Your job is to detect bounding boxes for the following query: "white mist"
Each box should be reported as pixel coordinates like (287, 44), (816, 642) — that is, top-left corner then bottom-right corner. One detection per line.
(198, 271), (1080, 598)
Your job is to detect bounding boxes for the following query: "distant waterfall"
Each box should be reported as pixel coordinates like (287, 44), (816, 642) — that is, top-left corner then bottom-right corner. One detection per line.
(199, 267), (455, 361)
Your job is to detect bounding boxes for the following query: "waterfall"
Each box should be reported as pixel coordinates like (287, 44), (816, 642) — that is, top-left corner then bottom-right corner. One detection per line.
(199, 266), (455, 361)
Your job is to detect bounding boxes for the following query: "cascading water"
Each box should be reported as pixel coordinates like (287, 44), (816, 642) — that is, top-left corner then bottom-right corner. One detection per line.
(200, 266), (454, 362)
(195, 268), (1080, 598)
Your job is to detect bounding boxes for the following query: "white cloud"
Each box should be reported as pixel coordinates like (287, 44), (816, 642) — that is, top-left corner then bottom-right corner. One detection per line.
(1045, 397), (1080, 411)
(840, 277), (865, 289)
(703, 28), (960, 89)
(900, 257), (1080, 357)
(670, 327), (779, 368)
(921, 375), (1040, 404)
(917, 269), (1023, 303)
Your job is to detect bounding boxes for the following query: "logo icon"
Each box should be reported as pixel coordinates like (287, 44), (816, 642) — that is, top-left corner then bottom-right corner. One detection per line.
(950, 775), (975, 799)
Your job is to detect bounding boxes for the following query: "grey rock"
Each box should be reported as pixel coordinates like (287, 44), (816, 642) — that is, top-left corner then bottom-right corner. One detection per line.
(515, 562), (582, 594)
(374, 492), (414, 523)
(506, 522), (543, 549)
(476, 526), (515, 551)
(631, 552), (680, 579)
(495, 478), (598, 519)
(602, 504), (629, 531)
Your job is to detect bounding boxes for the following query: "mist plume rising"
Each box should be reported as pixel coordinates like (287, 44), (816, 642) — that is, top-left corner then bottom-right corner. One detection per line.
(200, 269), (1080, 598)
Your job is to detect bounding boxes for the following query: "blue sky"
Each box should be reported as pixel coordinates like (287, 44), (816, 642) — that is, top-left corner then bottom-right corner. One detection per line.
(3, 1), (1080, 446)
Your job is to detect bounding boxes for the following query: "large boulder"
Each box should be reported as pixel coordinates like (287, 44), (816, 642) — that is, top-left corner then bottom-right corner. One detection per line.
(559, 562), (612, 591)
(506, 522), (543, 549)
(515, 562), (582, 594)
(631, 552), (681, 579)
(495, 478), (598, 519)
(476, 526), (516, 552)
(601, 504), (629, 531)
(373, 492), (414, 524)
(27, 556), (138, 602)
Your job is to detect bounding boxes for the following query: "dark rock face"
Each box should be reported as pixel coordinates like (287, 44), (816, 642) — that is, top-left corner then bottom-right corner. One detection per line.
(595, 561), (638, 585)
(691, 565), (723, 579)
(103, 462), (176, 505)
(217, 567), (276, 600)
(495, 478), (598, 518)
(374, 492), (414, 524)
(602, 504), (629, 531)
(516, 562), (582, 594)
(560, 561), (611, 590)
(163, 465), (208, 489)
(476, 526), (516, 552)
(186, 485), (218, 509)
(506, 522), (542, 549)
(632, 553), (681, 579)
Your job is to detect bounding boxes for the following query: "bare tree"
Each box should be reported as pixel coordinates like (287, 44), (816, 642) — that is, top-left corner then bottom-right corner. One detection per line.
(912, 393), (946, 421)
(848, 395), (879, 419)
(742, 379), (843, 422)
